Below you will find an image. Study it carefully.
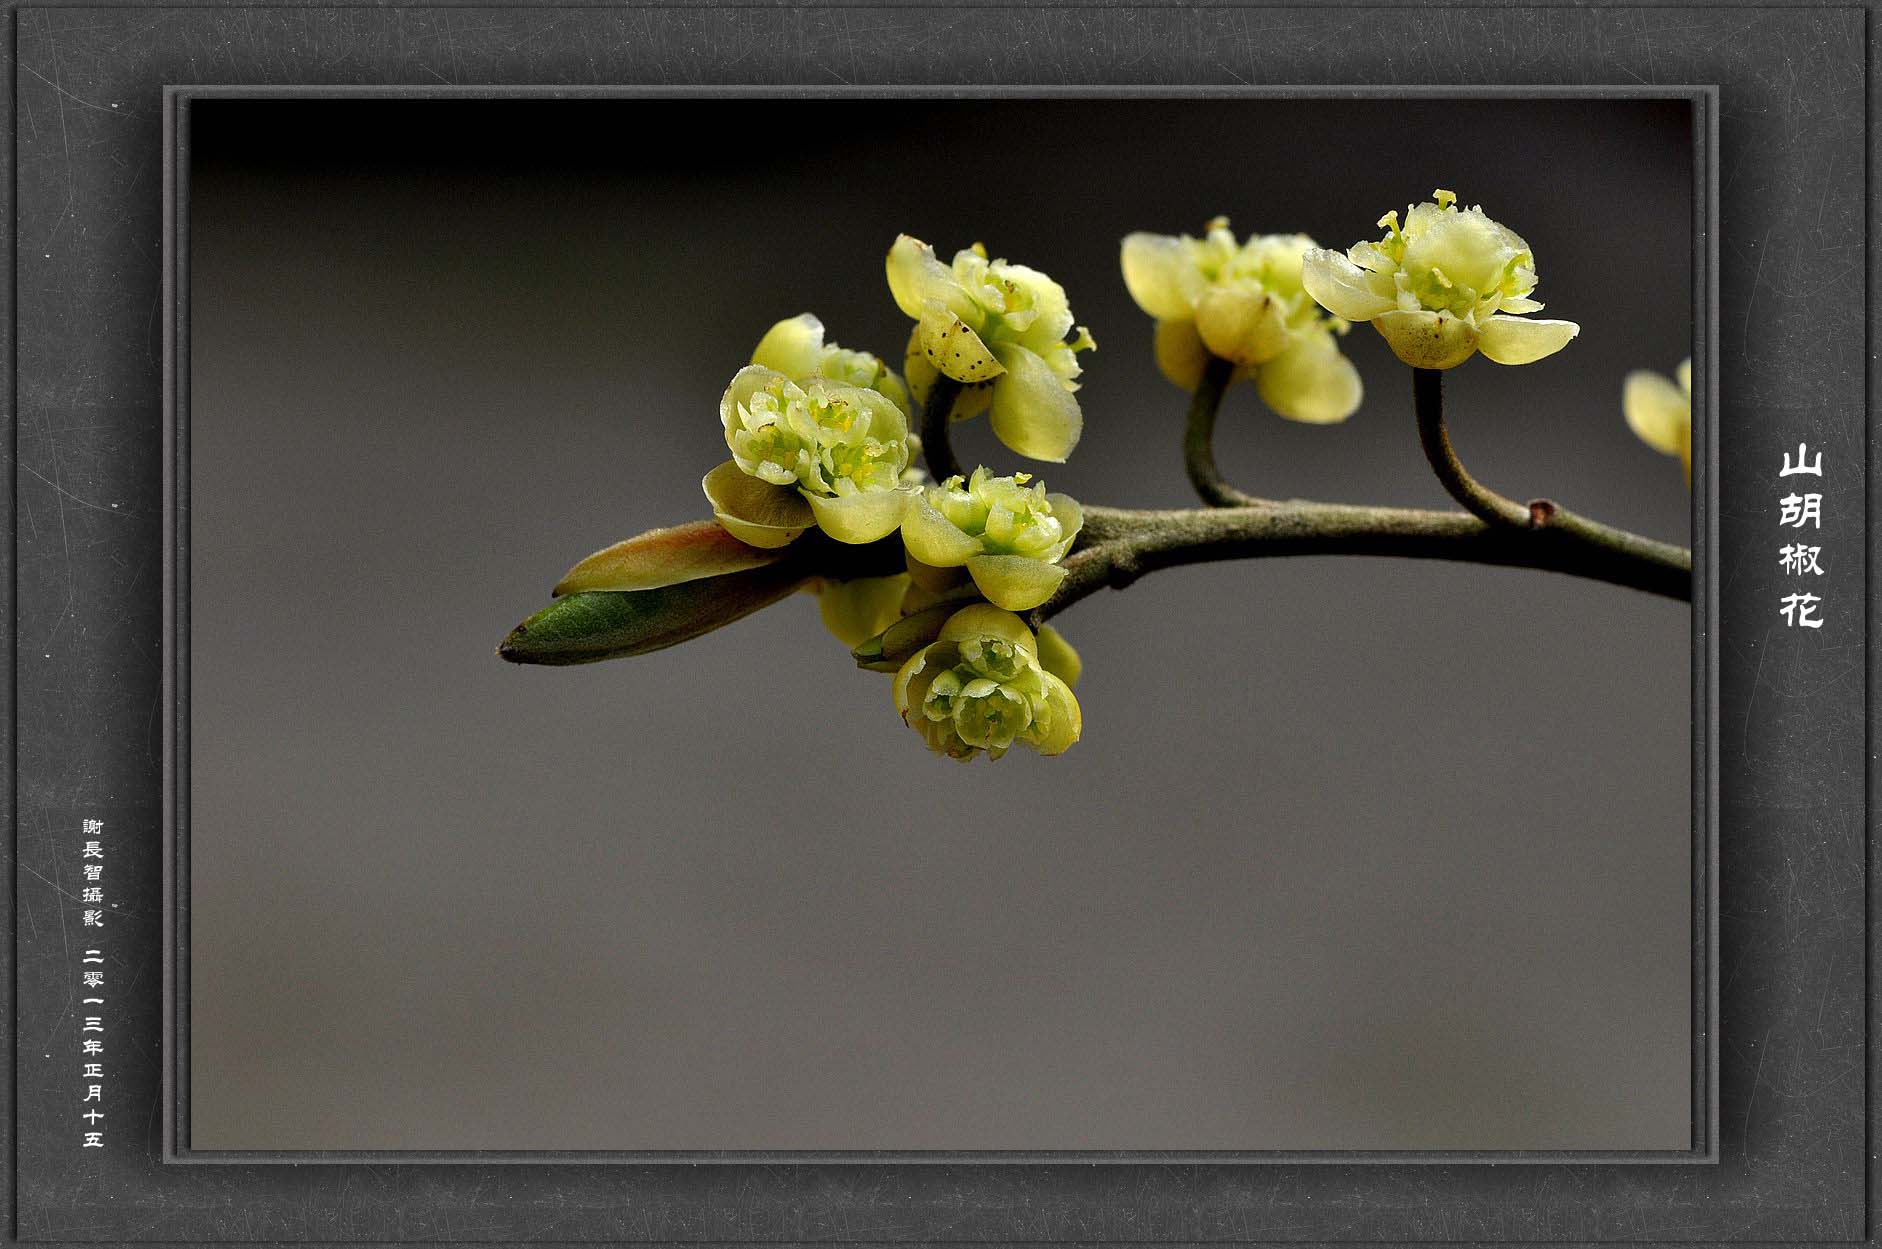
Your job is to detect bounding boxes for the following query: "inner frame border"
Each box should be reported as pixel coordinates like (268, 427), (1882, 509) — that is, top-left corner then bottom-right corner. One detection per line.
(160, 81), (1722, 1168)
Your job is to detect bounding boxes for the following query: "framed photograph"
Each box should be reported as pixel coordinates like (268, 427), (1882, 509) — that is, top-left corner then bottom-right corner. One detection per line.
(4, 3), (1869, 1244)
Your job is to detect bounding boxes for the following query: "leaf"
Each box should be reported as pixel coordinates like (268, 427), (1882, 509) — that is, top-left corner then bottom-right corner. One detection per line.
(553, 520), (786, 597)
(499, 563), (809, 666)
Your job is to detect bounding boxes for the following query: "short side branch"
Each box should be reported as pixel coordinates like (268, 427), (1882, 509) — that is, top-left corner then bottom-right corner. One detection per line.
(1412, 368), (1530, 527)
(1183, 355), (1266, 508)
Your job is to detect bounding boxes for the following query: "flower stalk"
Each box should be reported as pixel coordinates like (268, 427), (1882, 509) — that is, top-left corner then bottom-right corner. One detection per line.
(1411, 368), (1531, 527)
(1183, 355), (1266, 509)
(922, 374), (965, 483)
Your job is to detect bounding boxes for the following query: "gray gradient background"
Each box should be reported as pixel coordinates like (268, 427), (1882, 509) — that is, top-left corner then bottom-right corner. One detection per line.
(187, 98), (1693, 1152)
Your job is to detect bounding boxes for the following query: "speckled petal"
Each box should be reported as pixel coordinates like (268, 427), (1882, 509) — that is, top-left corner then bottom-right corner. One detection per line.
(1374, 309), (1481, 370)
(918, 302), (1005, 384)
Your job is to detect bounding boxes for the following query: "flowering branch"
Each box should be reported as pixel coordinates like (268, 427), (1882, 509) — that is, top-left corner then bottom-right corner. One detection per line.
(502, 194), (1699, 764)
(1036, 498), (1690, 630)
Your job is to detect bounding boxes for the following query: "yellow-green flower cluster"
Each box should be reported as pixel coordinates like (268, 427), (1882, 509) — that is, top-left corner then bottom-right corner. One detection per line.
(901, 467), (1083, 612)
(888, 236), (1096, 462)
(705, 314), (918, 549)
(1121, 217), (1363, 424)
(1301, 189), (1579, 370)
(892, 604), (1081, 761)
(700, 290), (1092, 764)
(1624, 358), (1692, 483)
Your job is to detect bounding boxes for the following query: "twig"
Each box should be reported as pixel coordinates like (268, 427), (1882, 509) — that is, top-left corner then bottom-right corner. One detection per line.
(921, 376), (964, 482)
(1183, 355), (1267, 508)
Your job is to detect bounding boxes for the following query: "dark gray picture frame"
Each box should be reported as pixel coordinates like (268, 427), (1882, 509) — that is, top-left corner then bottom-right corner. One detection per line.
(4, 2), (1869, 1244)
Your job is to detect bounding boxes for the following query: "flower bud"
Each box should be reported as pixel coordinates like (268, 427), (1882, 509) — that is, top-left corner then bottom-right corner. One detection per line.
(1121, 217), (1362, 423)
(891, 604), (1082, 761)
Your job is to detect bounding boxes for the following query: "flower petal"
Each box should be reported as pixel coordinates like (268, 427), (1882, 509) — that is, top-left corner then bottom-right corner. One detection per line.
(901, 494), (984, 568)
(937, 603), (1037, 656)
(817, 573), (910, 649)
(1120, 232), (1200, 319)
(805, 484), (915, 545)
(1042, 492), (1084, 560)
(892, 641), (945, 718)
(1026, 671), (1083, 756)
(1623, 369), (1691, 456)
(1254, 331), (1363, 424)
(965, 553), (1067, 612)
(1301, 247), (1398, 322)
(552, 519), (784, 596)
(1476, 315), (1580, 366)
(1194, 285), (1290, 366)
(701, 460), (812, 549)
(1374, 309), (1480, 370)
(750, 313), (824, 378)
(1153, 318), (1211, 390)
(918, 302), (1005, 384)
(887, 234), (967, 321)
(988, 343), (1082, 462)
(1035, 624), (1082, 688)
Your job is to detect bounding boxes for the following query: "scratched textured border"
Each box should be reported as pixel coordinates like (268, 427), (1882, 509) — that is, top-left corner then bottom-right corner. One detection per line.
(2, 3), (1871, 1246)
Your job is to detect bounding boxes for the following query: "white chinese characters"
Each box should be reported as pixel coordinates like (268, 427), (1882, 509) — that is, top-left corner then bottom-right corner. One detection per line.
(1777, 446), (1828, 629)
(77, 818), (105, 1149)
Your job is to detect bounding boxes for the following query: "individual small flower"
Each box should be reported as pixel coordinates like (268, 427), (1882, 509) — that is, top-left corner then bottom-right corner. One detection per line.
(892, 604), (1081, 761)
(1301, 189), (1579, 370)
(815, 573), (912, 649)
(705, 365), (916, 548)
(750, 313), (912, 419)
(900, 467), (1083, 612)
(887, 235), (1096, 462)
(1624, 358), (1692, 483)
(1120, 218), (1362, 424)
